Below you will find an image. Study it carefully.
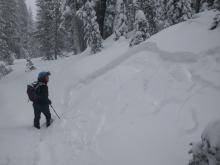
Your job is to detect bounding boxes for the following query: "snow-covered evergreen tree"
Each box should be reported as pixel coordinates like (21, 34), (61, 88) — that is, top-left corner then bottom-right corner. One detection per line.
(166, 0), (193, 27)
(210, 13), (220, 30)
(61, 0), (86, 54)
(36, 0), (54, 60)
(129, 10), (150, 47)
(0, 61), (12, 79)
(200, 0), (216, 10)
(125, 0), (136, 32)
(188, 142), (209, 165)
(36, 0), (63, 60)
(0, 10), (13, 65)
(15, 0), (29, 59)
(0, 39), (14, 65)
(25, 8), (39, 58)
(209, 0), (220, 30)
(24, 49), (36, 72)
(0, 0), (17, 64)
(113, 0), (128, 41)
(103, 0), (117, 39)
(156, 0), (193, 28)
(25, 59), (36, 72)
(155, 0), (168, 29)
(77, 0), (103, 54)
(188, 120), (220, 165)
(193, 0), (218, 12)
(53, 0), (63, 59)
(214, 0), (220, 10)
(135, 0), (157, 35)
(27, 7), (35, 34)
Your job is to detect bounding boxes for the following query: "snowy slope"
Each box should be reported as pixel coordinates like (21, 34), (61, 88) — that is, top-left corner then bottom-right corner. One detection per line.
(0, 11), (220, 165)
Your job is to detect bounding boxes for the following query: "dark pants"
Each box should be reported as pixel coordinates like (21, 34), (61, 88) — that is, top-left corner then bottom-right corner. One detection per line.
(33, 103), (51, 127)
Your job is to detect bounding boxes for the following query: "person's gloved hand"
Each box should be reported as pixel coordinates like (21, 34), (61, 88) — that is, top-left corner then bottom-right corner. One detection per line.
(48, 99), (52, 105)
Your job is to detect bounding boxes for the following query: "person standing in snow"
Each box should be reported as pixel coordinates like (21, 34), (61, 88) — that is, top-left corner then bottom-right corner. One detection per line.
(32, 71), (52, 129)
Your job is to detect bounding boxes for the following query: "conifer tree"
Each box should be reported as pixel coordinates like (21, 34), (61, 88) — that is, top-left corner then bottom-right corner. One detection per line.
(0, 61), (12, 79)
(22, 8), (41, 59)
(194, 0), (201, 13)
(61, 0), (86, 54)
(125, 0), (136, 32)
(77, 0), (103, 54)
(25, 58), (36, 72)
(201, 0), (216, 10)
(214, 0), (220, 10)
(156, 0), (193, 28)
(24, 48), (36, 72)
(27, 8), (35, 34)
(94, 0), (107, 37)
(0, 14), (13, 64)
(25, 8), (39, 58)
(188, 120), (220, 165)
(210, 1), (220, 30)
(193, 0), (217, 12)
(113, 0), (128, 41)
(0, 39), (14, 65)
(53, 0), (63, 59)
(129, 10), (150, 47)
(15, 0), (29, 59)
(36, 0), (63, 60)
(135, 0), (157, 35)
(103, 0), (117, 39)
(165, 0), (193, 27)
(154, 0), (168, 29)
(36, 0), (54, 60)
(0, 0), (17, 65)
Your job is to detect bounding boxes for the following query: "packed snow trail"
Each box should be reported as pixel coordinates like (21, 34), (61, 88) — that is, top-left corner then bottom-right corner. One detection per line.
(0, 11), (220, 165)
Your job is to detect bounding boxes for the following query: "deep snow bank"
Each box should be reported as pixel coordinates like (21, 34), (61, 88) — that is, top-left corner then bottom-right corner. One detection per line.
(189, 120), (220, 165)
(150, 11), (220, 53)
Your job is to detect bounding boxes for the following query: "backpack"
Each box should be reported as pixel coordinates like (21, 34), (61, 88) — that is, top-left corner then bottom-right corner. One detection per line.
(27, 82), (45, 102)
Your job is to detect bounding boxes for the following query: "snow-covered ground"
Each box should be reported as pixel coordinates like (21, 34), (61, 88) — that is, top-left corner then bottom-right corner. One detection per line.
(0, 11), (220, 165)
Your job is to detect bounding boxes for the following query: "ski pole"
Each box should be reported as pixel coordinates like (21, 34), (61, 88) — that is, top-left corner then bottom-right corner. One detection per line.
(50, 105), (61, 119)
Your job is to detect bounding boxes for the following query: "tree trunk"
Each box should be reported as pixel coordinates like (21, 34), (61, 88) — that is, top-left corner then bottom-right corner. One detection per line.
(95, 0), (107, 37)
(54, 5), (59, 60)
(195, 0), (201, 13)
(70, 0), (81, 54)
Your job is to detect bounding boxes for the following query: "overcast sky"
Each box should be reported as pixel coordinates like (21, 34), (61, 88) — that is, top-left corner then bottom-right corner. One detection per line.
(25, 0), (37, 20)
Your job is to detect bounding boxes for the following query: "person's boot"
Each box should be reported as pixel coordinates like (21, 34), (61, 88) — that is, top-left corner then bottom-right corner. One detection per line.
(46, 122), (50, 127)
(46, 118), (54, 127)
(34, 124), (40, 129)
(46, 119), (51, 127)
(34, 117), (40, 129)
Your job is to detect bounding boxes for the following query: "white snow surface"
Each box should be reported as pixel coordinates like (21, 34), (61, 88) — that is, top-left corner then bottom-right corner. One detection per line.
(0, 11), (220, 165)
